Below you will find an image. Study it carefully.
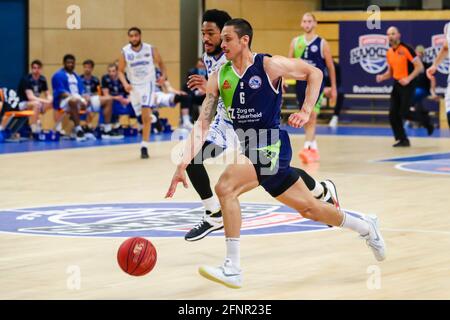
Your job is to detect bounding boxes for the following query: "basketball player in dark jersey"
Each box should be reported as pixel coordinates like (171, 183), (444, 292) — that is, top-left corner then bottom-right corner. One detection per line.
(167, 18), (385, 289)
(288, 12), (337, 164)
(183, 10), (342, 243)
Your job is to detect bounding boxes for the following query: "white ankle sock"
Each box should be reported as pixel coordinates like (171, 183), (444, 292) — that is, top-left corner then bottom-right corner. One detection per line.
(310, 140), (318, 150)
(303, 141), (311, 149)
(141, 141), (150, 148)
(182, 115), (191, 124)
(104, 124), (112, 132)
(226, 238), (240, 268)
(202, 196), (221, 213)
(340, 212), (370, 236)
(31, 124), (39, 133)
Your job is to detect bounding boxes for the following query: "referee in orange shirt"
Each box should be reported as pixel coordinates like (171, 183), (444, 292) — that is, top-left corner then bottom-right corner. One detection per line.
(376, 26), (424, 147)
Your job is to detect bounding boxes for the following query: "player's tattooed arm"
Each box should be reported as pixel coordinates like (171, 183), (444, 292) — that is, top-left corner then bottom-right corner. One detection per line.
(178, 72), (219, 169)
(201, 93), (219, 125)
(196, 71), (219, 129)
(165, 74), (219, 198)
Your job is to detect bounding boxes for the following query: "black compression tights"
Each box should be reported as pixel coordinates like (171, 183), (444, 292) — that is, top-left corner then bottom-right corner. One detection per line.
(186, 141), (225, 200)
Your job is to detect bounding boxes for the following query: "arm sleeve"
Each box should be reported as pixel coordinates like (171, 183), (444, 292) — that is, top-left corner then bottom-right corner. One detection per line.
(405, 45), (416, 62)
(52, 73), (65, 97)
(386, 51), (393, 69)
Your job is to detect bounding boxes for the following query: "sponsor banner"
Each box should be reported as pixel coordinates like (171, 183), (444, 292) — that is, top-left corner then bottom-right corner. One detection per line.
(340, 20), (449, 94)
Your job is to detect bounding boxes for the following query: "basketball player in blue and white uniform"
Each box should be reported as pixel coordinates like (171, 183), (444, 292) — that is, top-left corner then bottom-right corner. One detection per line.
(288, 12), (337, 164)
(183, 10), (342, 242)
(181, 10), (236, 242)
(167, 18), (386, 289)
(118, 27), (168, 159)
(427, 21), (450, 128)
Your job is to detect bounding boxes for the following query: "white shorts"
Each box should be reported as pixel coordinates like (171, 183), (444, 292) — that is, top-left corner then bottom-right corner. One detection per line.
(87, 95), (101, 113)
(59, 94), (86, 111)
(206, 113), (240, 150)
(129, 82), (156, 116)
(18, 100), (44, 111)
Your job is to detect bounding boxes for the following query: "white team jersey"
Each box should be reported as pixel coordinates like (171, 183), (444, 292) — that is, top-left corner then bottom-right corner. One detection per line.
(122, 43), (156, 85)
(203, 52), (227, 75)
(203, 52), (229, 121)
(66, 73), (79, 94)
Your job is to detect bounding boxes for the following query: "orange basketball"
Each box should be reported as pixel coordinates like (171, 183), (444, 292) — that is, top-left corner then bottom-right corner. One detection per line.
(117, 237), (157, 276)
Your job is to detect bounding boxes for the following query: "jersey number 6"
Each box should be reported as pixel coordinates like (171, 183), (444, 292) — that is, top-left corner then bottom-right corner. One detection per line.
(240, 92), (245, 104)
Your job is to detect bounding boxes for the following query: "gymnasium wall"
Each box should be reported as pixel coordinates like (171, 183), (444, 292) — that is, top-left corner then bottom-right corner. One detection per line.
(29, 0), (181, 127)
(205, 1), (450, 60)
(205, 0), (321, 57)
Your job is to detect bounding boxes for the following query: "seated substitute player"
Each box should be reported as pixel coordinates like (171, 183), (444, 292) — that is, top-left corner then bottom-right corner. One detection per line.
(154, 67), (188, 109)
(17, 59), (53, 136)
(166, 18), (386, 289)
(51, 54), (89, 142)
(102, 63), (135, 125)
(81, 59), (123, 139)
(151, 68), (189, 133)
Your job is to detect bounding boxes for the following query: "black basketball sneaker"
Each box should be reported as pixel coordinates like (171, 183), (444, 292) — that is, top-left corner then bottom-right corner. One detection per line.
(141, 147), (149, 159)
(185, 210), (224, 242)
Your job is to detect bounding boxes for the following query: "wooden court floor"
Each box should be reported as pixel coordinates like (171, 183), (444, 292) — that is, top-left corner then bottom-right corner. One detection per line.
(0, 133), (449, 299)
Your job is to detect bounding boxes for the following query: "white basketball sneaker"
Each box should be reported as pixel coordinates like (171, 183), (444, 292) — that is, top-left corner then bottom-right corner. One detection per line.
(198, 258), (242, 289)
(329, 115), (339, 128)
(361, 215), (386, 262)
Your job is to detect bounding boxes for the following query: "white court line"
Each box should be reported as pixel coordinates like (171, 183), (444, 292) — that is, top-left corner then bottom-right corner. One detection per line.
(381, 227), (450, 235)
(395, 160), (450, 176)
(369, 151), (450, 163)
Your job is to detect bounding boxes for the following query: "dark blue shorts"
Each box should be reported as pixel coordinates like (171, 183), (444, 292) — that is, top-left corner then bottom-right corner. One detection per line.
(242, 129), (300, 197)
(113, 100), (135, 117)
(296, 80), (325, 114)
